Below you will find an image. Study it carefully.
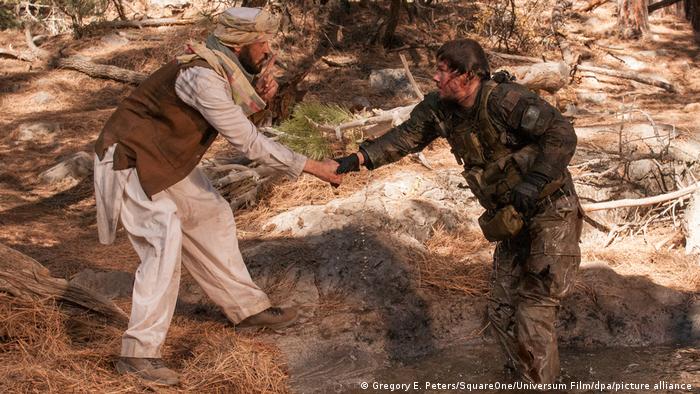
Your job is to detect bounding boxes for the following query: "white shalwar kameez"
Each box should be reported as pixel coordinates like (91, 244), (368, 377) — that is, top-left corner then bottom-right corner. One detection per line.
(94, 66), (306, 358)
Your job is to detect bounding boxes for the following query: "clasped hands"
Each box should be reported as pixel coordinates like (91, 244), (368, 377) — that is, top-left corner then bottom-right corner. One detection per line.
(303, 151), (365, 187)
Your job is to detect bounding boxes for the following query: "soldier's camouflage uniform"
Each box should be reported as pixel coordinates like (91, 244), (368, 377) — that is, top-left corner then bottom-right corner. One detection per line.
(360, 79), (583, 384)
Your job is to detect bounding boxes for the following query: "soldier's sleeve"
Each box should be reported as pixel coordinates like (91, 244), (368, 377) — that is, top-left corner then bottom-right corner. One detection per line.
(359, 93), (441, 170)
(488, 83), (576, 181)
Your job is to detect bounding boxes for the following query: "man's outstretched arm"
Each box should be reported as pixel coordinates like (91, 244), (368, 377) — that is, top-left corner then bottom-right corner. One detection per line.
(175, 66), (342, 185)
(334, 94), (441, 174)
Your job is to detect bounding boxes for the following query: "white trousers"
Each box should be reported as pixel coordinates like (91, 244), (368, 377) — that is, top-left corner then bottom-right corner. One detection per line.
(94, 148), (271, 358)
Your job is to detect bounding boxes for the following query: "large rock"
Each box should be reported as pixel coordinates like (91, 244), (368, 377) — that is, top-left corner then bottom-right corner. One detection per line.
(265, 170), (477, 243)
(510, 61), (569, 93)
(100, 33), (130, 48)
(31, 91), (54, 105)
(369, 69), (414, 97)
(577, 91), (608, 105)
(17, 122), (59, 143)
(69, 269), (134, 300)
(39, 151), (93, 184)
(684, 103), (700, 113)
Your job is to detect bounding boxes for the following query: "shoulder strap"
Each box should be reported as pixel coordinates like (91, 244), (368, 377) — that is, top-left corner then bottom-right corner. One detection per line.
(477, 80), (510, 160)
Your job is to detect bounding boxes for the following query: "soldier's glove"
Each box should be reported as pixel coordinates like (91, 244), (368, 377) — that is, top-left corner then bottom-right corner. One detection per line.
(511, 171), (550, 218)
(512, 182), (539, 218)
(334, 154), (360, 174)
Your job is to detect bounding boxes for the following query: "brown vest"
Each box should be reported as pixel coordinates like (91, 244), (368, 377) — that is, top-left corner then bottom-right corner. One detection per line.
(95, 59), (218, 198)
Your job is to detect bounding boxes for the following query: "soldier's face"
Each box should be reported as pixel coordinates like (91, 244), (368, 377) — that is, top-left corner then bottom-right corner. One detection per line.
(238, 40), (273, 74)
(433, 61), (479, 105)
(434, 61), (464, 100)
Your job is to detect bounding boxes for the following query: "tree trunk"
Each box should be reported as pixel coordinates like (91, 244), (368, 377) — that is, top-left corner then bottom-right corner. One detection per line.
(56, 56), (147, 84)
(382, 0), (401, 48)
(686, 0), (700, 32)
(112, 0), (127, 21)
(649, 0), (683, 13)
(618, 0), (651, 38)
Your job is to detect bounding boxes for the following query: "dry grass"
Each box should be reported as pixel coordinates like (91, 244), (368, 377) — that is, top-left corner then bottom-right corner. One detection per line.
(0, 293), (134, 393)
(181, 329), (289, 393)
(583, 242), (700, 292)
(0, 293), (290, 393)
(235, 169), (382, 231)
(413, 225), (492, 297)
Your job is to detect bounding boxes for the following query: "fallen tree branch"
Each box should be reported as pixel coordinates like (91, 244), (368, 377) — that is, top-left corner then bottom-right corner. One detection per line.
(582, 214), (612, 233)
(91, 17), (206, 29)
(0, 47), (35, 61)
(326, 104), (417, 134)
(399, 53), (424, 100)
(398, 55), (432, 169)
(582, 182), (700, 212)
(117, 31), (164, 41)
(485, 50), (676, 92)
(648, 0), (682, 13)
(577, 64), (676, 92)
(0, 243), (128, 326)
(0, 25), (49, 62)
(200, 160), (279, 210)
(485, 50), (542, 63)
(385, 39), (442, 53)
(24, 24), (49, 60)
(551, 0), (579, 66)
(56, 56), (147, 84)
(321, 54), (358, 67)
(575, 0), (611, 12)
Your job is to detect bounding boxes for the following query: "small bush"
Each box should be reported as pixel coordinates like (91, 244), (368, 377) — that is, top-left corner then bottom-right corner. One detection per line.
(0, 4), (20, 30)
(278, 102), (352, 160)
(470, 0), (555, 53)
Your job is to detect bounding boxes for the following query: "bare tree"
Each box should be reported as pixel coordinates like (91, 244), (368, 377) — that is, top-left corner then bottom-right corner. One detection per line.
(382, 0), (401, 48)
(618, 0), (650, 38)
(686, 0), (700, 32)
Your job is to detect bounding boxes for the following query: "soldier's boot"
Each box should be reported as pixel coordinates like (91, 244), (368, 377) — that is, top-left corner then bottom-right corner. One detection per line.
(236, 306), (298, 330)
(115, 357), (180, 386)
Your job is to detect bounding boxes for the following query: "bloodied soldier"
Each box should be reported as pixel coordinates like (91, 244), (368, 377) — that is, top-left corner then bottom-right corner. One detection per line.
(334, 38), (583, 384)
(93, 7), (341, 386)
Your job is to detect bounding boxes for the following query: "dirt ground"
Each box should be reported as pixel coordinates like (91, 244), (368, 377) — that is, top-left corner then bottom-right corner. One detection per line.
(1, 1), (699, 393)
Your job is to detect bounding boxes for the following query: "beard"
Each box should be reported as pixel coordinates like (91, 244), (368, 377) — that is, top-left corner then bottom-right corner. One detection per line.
(238, 56), (262, 74)
(238, 53), (263, 75)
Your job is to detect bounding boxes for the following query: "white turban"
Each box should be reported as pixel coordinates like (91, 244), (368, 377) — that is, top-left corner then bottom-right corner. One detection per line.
(213, 7), (280, 46)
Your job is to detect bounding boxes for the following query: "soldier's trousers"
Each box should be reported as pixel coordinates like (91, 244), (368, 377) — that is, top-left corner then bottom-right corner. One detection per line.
(487, 193), (583, 384)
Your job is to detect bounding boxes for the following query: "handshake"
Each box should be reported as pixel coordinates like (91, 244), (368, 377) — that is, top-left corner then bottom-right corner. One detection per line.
(303, 151), (366, 187)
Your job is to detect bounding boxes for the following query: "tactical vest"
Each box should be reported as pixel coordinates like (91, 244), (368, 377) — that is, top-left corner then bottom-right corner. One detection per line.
(435, 81), (562, 211)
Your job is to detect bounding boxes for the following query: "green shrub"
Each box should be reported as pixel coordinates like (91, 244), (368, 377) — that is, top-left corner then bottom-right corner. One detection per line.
(0, 2), (19, 30)
(278, 102), (352, 160)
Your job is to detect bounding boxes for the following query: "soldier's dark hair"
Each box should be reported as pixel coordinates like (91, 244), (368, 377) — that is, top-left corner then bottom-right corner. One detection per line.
(436, 39), (490, 81)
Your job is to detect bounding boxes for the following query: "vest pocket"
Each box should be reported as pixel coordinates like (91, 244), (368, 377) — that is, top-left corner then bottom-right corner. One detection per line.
(478, 205), (524, 242)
